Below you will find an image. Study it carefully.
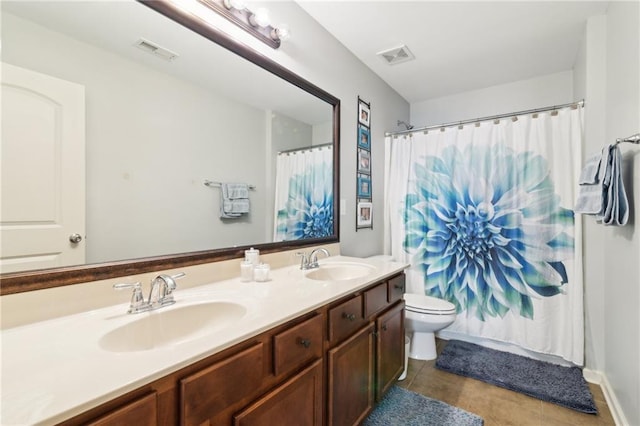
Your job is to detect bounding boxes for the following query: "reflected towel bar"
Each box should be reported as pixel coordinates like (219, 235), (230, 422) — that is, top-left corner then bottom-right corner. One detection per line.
(204, 180), (256, 190)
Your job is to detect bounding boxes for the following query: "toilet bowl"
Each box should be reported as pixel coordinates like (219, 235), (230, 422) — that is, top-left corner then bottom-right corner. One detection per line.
(404, 293), (456, 360)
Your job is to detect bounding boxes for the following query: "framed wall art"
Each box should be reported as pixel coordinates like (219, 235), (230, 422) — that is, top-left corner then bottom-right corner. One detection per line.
(356, 96), (372, 230)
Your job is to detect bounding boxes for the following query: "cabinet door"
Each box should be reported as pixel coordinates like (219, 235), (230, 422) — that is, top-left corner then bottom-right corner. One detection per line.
(376, 302), (405, 401)
(327, 323), (375, 426)
(86, 392), (157, 426)
(234, 360), (323, 426)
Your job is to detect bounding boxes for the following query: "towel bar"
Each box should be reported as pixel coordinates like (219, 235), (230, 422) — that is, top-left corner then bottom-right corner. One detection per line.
(204, 180), (256, 190)
(615, 133), (640, 146)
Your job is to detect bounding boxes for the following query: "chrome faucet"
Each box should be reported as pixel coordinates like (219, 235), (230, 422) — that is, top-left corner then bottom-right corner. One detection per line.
(296, 248), (330, 270)
(114, 272), (185, 314)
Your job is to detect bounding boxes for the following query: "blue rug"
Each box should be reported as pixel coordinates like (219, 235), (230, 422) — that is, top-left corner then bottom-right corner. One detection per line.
(364, 386), (483, 426)
(435, 339), (597, 414)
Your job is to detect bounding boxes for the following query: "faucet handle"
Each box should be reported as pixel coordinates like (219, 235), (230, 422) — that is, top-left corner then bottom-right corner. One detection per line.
(295, 252), (309, 269)
(113, 282), (146, 313)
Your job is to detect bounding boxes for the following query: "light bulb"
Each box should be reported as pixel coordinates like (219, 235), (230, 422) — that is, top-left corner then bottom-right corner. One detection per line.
(224, 0), (246, 10)
(249, 7), (270, 27)
(271, 24), (291, 42)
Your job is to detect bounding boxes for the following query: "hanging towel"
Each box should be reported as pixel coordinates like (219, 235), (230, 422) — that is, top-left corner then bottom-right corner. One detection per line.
(220, 183), (250, 219)
(574, 144), (629, 225)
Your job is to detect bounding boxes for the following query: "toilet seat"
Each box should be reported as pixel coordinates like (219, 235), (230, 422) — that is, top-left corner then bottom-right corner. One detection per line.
(404, 293), (456, 315)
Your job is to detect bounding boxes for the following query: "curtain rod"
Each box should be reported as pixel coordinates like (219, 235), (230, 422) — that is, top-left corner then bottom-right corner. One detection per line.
(277, 142), (332, 155)
(385, 100), (585, 137)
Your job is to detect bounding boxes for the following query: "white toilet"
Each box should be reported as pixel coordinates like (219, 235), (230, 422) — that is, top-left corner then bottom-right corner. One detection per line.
(404, 293), (457, 360)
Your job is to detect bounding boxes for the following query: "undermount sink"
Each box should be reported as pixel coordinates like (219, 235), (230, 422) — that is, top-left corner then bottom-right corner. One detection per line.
(99, 301), (246, 353)
(305, 262), (375, 281)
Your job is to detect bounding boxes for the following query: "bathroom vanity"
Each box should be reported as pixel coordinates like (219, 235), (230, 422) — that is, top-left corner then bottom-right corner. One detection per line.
(1, 256), (407, 425)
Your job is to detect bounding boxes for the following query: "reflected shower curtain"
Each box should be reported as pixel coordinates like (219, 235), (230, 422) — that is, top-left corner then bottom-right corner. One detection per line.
(384, 108), (585, 365)
(273, 145), (333, 241)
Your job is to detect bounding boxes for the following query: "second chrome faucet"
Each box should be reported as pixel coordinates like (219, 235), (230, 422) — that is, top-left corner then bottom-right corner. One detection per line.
(114, 272), (185, 314)
(296, 248), (330, 270)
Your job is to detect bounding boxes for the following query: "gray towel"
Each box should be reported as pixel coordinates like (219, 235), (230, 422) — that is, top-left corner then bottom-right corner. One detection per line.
(575, 145), (628, 226)
(220, 183), (250, 219)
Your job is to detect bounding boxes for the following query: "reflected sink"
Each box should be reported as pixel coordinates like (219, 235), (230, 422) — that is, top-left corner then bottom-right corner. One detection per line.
(100, 301), (246, 352)
(305, 262), (375, 281)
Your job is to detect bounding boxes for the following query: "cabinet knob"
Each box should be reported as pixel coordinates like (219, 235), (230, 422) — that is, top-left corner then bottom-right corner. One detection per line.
(342, 312), (356, 321)
(382, 325), (388, 331)
(298, 338), (311, 348)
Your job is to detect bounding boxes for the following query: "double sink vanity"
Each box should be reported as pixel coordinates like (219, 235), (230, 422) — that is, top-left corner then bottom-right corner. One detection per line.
(1, 255), (408, 425)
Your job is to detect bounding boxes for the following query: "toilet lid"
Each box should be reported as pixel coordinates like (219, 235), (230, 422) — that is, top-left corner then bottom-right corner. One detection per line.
(404, 293), (457, 314)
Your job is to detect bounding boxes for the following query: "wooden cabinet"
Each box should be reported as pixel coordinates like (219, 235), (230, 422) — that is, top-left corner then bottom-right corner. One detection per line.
(375, 301), (405, 401)
(327, 323), (375, 426)
(327, 273), (406, 425)
(59, 273), (406, 426)
(180, 342), (266, 425)
(85, 392), (157, 426)
(234, 360), (323, 426)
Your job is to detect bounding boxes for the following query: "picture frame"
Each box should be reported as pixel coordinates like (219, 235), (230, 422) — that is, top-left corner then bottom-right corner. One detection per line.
(358, 101), (371, 127)
(357, 201), (373, 227)
(357, 174), (372, 198)
(357, 149), (371, 174)
(358, 125), (371, 149)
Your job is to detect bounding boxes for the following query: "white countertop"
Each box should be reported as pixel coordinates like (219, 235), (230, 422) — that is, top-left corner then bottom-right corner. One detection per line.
(0, 256), (408, 425)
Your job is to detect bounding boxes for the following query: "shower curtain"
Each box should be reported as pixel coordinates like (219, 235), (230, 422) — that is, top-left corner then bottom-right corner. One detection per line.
(384, 108), (585, 365)
(273, 145), (333, 241)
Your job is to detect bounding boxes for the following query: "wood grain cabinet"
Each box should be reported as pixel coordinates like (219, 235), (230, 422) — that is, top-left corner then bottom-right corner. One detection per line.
(85, 392), (158, 426)
(327, 273), (406, 426)
(58, 273), (406, 426)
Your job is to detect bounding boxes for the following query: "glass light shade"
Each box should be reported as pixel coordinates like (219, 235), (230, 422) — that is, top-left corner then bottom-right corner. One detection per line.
(250, 7), (270, 27)
(272, 24), (291, 42)
(224, 0), (246, 10)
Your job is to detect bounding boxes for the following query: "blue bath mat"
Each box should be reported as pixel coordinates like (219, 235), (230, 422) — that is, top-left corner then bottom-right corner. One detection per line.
(435, 339), (597, 414)
(363, 386), (483, 426)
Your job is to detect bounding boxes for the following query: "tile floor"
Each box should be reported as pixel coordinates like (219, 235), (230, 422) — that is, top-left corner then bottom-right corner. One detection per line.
(397, 339), (616, 426)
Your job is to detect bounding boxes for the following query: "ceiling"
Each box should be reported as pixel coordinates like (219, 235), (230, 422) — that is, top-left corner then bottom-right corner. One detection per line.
(296, 1), (610, 103)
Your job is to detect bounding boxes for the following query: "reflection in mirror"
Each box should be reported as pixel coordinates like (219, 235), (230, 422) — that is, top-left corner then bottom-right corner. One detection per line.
(0, 0), (339, 293)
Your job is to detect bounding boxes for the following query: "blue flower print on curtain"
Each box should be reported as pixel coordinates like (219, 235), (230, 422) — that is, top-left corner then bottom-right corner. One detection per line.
(276, 163), (333, 240)
(403, 144), (574, 321)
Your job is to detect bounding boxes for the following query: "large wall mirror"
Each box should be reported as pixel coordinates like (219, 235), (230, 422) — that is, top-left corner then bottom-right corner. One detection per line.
(0, 0), (340, 294)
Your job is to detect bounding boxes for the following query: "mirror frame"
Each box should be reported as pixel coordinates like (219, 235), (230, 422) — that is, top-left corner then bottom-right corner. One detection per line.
(0, 0), (340, 295)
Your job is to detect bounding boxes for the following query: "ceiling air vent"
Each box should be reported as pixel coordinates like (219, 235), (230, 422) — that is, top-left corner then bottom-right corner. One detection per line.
(134, 38), (179, 62)
(376, 45), (415, 66)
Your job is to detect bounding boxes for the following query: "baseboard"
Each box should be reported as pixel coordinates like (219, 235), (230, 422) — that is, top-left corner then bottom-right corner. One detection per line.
(583, 368), (628, 426)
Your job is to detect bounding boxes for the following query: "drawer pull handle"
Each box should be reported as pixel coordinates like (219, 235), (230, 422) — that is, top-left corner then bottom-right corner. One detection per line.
(394, 284), (403, 290)
(381, 325), (388, 331)
(342, 312), (356, 321)
(298, 338), (311, 348)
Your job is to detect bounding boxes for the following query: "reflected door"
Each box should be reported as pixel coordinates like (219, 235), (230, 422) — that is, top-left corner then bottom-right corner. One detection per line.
(1, 63), (86, 273)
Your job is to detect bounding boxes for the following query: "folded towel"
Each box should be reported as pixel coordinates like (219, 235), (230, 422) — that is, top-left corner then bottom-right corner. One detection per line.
(224, 183), (250, 199)
(219, 182), (251, 219)
(575, 144), (628, 226)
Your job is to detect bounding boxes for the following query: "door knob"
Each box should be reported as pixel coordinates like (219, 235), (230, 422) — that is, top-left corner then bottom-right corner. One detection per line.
(69, 233), (83, 244)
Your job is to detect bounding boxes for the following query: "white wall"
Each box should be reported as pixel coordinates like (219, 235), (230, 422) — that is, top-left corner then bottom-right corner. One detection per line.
(602, 2), (640, 425)
(573, 5), (639, 424)
(3, 12), (271, 263)
(410, 71), (574, 127)
(572, 13), (607, 376)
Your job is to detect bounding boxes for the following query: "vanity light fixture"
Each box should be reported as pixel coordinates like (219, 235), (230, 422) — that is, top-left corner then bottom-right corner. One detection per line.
(198, 0), (289, 48)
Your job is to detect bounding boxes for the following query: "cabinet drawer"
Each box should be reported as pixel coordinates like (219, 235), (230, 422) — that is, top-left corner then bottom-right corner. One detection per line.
(388, 274), (405, 303)
(180, 342), (265, 426)
(86, 392), (157, 426)
(328, 295), (364, 344)
(273, 314), (323, 377)
(364, 282), (388, 318)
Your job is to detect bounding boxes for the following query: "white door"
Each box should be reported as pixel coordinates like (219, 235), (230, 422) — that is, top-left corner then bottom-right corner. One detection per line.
(1, 63), (86, 273)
